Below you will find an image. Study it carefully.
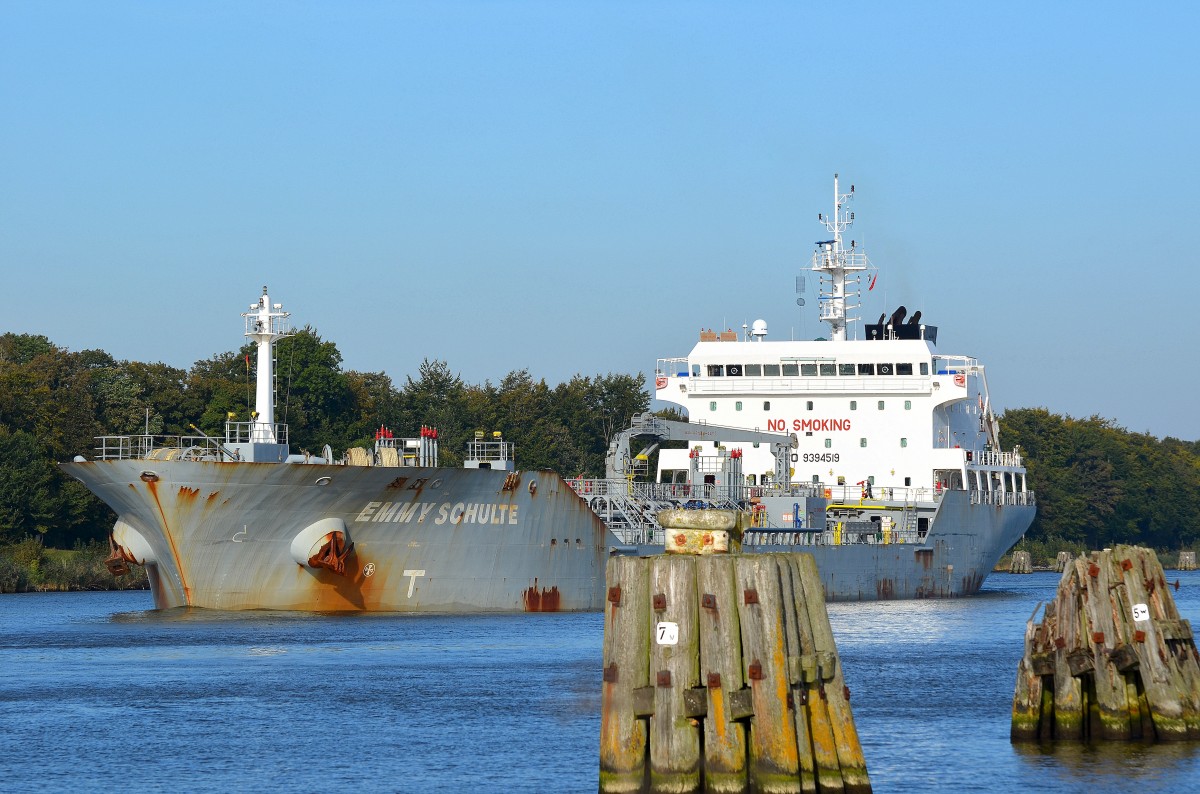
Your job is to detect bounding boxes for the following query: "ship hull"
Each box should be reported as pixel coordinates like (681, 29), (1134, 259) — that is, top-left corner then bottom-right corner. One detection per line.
(63, 460), (616, 612)
(804, 495), (1035, 600)
(63, 463), (1032, 611)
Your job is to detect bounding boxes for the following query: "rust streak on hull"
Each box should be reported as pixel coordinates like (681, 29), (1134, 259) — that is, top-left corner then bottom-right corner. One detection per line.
(523, 579), (562, 612)
(145, 480), (192, 604)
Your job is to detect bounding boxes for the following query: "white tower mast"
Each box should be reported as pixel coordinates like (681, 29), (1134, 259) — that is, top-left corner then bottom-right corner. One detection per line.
(811, 174), (869, 341)
(243, 286), (293, 443)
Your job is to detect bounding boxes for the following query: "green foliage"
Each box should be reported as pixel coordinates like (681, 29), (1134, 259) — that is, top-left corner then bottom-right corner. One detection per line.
(0, 333), (57, 365)
(0, 539), (149, 592)
(1000, 408), (1200, 550)
(0, 431), (63, 543)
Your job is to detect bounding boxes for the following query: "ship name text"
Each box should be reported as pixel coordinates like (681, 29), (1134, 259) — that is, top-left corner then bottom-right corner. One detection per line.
(355, 501), (519, 526)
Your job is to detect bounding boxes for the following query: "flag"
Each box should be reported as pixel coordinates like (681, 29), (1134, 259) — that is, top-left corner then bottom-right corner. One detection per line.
(868, 274), (878, 291)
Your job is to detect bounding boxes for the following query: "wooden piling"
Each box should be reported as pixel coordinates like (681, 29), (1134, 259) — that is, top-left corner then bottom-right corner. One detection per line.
(1055, 551), (1072, 572)
(1179, 551), (1197, 571)
(600, 552), (871, 793)
(794, 554), (869, 793)
(1011, 546), (1200, 743)
(695, 556), (748, 794)
(648, 555), (701, 792)
(600, 555), (651, 793)
(1009, 551), (1032, 574)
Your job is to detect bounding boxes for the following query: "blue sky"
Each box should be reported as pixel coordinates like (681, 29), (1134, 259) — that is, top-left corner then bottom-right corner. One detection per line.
(2, 2), (1198, 440)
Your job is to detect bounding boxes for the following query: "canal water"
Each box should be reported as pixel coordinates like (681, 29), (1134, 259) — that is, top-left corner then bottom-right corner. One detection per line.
(2, 571), (1198, 792)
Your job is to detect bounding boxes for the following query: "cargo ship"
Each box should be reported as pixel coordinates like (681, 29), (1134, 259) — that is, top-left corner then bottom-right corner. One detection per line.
(573, 175), (1037, 599)
(62, 288), (620, 612)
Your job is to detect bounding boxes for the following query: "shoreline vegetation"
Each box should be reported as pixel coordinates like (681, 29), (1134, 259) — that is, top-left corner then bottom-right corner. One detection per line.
(0, 537), (148, 594)
(993, 541), (1193, 573)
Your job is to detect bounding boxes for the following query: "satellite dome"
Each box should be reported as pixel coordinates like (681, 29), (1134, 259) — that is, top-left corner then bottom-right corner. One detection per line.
(750, 319), (768, 339)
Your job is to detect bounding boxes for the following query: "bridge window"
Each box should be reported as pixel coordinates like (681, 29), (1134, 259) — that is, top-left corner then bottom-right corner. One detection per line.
(820, 363), (836, 376)
(839, 363), (855, 375)
(905, 477), (912, 486)
(692, 364), (700, 376)
(801, 364), (817, 376)
(806, 401), (814, 410)
(764, 364), (781, 376)
(782, 364), (799, 376)
(857, 363), (875, 375)
(897, 363), (913, 375)
(920, 362), (929, 375)
(745, 364), (761, 376)
(877, 363), (894, 375)
(726, 364), (743, 376)
(707, 364), (724, 376)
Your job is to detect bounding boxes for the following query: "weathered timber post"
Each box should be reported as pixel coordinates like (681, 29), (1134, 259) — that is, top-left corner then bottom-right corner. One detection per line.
(600, 555), (651, 793)
(648, 555), (701, 791)
(1055, 551), (1072, 573)
(599, 549), (870, 793)
(1179, 551), (1197, 571)
(1010, 551), (1032, 574)
(694, 555), (748, 794)
(1012, 546), (1200, 743)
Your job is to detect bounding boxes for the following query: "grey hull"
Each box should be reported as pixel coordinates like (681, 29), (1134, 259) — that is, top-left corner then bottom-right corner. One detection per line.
(63, 459), (617, 612)
(804, 494), (1035, 600)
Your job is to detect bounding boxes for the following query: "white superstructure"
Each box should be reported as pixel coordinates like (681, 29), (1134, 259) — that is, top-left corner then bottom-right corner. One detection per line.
(654, 176), (1031, 508)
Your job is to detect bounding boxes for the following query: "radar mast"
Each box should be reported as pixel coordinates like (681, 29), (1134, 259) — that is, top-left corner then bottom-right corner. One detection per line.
(811, 174), (869, 341)
(243, 286), (293, 443)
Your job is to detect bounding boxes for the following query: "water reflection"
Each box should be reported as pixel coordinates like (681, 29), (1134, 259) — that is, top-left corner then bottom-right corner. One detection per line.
(1013, 740), (1200, 789)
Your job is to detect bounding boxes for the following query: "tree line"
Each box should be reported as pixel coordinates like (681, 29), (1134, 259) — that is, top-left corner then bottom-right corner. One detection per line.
(999, 408), (1200, 552)
(1, 330), (1198, 553)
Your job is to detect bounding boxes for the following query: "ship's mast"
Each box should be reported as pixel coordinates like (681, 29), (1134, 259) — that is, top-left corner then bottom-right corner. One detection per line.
(243, 286), (293, 443)
(811, 174), (868, 341)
